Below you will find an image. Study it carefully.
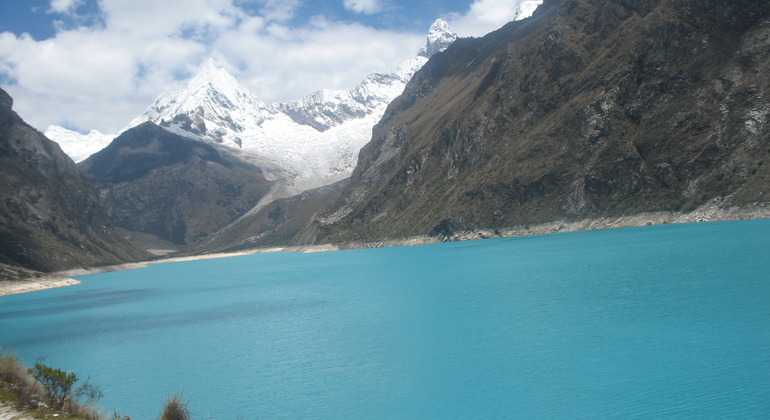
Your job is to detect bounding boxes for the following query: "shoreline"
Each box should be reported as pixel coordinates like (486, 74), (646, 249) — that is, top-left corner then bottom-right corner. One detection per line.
(2, 202), (768, 297)
(0, 276), (82, 297)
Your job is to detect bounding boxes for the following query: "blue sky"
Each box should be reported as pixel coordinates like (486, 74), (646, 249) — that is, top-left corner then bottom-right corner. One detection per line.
(0, 0), (540, 133)
(1, 0), (482, 39)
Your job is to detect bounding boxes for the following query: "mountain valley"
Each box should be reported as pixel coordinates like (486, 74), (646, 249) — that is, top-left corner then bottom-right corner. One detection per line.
(1, 0), (769, 274)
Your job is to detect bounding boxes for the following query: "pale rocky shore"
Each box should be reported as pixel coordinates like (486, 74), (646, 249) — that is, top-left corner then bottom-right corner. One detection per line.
(320, 201), (770, 250)
(0, 402), (33, 420)
(2, 201), (768, 297)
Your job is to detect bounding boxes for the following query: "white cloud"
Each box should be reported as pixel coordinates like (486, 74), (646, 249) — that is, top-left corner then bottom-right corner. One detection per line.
(214, 17), (420, 106)
(343, 0), (384, 15)
(447, 0), (533, 37)
(258, 0), (301, 22)
(48, 0), (83, 15)
(0, 0), (536, 135)
(0, 0), (424, 134)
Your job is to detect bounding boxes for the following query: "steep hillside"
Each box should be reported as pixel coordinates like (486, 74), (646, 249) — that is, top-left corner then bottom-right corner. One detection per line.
(79, 122), (274, 248)
(0, 88), (149, 272)
(183, 180), (348, 254)
(302, 0), (770, 244)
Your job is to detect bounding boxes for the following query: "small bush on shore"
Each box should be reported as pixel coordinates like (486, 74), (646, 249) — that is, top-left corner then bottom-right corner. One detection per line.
(0, 350), (102, 419)
(159, 393), (192, 420)
(28, 360), (79, 409)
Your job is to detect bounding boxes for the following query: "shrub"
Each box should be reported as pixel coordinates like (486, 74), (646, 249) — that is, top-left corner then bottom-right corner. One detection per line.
(159, 393), (191, 420)
(27, 360), (79, 410)
(27, 358), (103, 412)
(0, 350), (26, 385)
(0, 350), (40, 408)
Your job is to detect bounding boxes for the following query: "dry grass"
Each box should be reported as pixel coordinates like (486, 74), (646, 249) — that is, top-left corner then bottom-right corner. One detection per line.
(159, 393), (192, 420)
(0, 350), (41, 410)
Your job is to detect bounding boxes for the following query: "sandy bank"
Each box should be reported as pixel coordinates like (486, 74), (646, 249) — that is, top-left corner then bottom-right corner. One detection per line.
(0, 276), (82, 297)
(0, 247), (295, 297)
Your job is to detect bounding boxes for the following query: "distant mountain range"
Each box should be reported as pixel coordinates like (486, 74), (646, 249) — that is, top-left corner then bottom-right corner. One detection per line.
(49, 18), (463, 251)
(47, 19), (460, 192)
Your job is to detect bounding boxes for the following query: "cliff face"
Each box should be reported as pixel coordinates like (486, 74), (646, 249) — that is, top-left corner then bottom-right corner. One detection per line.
(302, 0), (770, 243)
(79, 122), (274, 247)
(0, 88), (149, 272)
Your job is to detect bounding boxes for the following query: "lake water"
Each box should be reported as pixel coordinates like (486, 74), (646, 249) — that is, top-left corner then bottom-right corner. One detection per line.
(1, 220), (769, 419)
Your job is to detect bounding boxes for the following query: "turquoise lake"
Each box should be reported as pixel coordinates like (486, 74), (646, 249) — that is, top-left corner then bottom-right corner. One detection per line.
(1, 219), (769, 419)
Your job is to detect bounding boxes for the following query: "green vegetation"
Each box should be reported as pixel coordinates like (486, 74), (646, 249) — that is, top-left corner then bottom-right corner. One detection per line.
(27, 358), (103, 411)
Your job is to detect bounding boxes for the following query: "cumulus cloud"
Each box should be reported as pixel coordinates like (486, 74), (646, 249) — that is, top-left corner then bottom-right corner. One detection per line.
(48, 0), (84, 14)
(343, 0), (384, 15)
(447, 0), (532, 37)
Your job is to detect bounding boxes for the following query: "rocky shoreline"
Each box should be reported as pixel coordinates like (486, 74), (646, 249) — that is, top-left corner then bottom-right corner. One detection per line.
(330, 201), (770, 250)
(1, 202), (768, 297)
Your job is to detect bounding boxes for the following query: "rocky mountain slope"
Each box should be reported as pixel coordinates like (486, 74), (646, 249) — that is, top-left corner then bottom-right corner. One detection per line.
(299, 0), (770, 244)
(182, 179), (349, 254)
(79, 122), (274, 249)
(0, 88), (149, 272)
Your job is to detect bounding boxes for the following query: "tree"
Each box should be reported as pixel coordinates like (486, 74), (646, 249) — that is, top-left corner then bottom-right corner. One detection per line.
(28, 361), (78, 410)
(27, 359), (103, 411)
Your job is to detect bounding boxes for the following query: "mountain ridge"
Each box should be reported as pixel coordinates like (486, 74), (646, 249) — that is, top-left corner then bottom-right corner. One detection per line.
(79, 121), (275, 247)
(0, 87), (149, 272)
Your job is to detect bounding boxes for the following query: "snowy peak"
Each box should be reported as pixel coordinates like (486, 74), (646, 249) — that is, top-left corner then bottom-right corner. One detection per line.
(43, 125), (114, 163)
(183, 59), (262, 110)
(49, 20), (462, 190)
(418, 19), (458, 58)
(515, 1), (544, 20)
(130, 59), (269, 143)
(275, 19), (457, 133)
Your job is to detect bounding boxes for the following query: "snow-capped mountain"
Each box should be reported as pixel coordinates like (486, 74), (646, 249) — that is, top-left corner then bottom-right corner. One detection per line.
(418, 19), (458, 58)
(48, 2), (544, 182)
(46, 19), (456, 180)
(132, 58), (270, 143)
(44, 125), (114, 163)
(122, 19), (457, 191)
